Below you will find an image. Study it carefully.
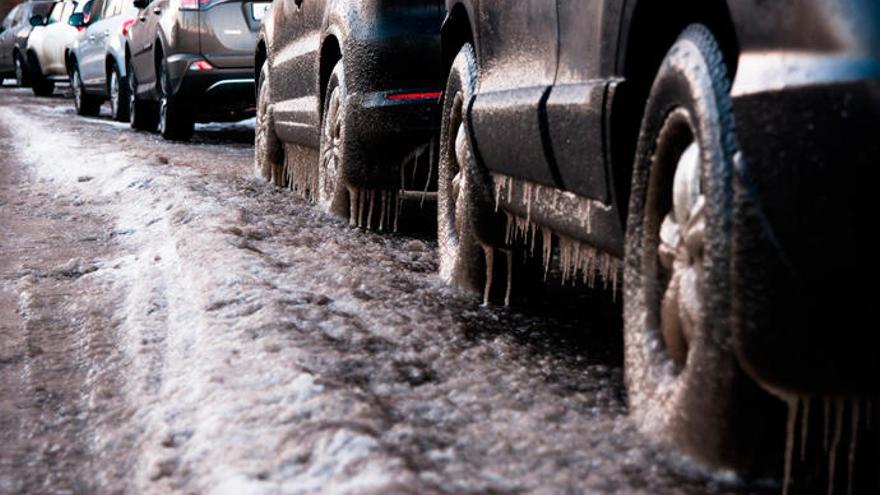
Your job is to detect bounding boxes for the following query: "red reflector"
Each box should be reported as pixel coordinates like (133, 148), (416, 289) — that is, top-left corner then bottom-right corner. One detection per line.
(386, 91), (441, 101)
(121, 19), (135, 36)
(189, 60), (214, 71)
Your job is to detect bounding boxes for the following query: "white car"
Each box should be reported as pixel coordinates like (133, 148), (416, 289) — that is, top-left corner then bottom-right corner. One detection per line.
(67, 0), (137, 120)
(25, 0), (88, 96)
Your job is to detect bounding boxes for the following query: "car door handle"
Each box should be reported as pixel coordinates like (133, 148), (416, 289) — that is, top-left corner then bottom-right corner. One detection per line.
(294, 0), (303, 6)
(139, 15), (146, 21)
(153, 7), (161, 14)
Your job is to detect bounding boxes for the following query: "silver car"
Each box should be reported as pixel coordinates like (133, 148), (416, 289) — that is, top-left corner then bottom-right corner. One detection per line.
(67, 0), (137, 120)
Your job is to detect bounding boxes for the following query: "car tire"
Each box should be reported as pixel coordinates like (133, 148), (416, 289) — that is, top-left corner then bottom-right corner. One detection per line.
(317, 61), (350, 218)
(71, 65), (101, 117)
(27, 54), (54, 97)
(623, 24), (773, 471)
(255, 62), (285, 185)
(437, 43), (497, 295)
(157, 55), (194, 142)
(128, 59), (159, 131)
(14, 52), (30, 88)
(109, 63), (130, 122)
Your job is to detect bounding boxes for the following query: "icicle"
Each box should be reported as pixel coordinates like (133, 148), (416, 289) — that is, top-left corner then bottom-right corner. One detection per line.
(846, 399), (859, 495)
(482, 243), (494, 306)
(348, 188), (359, 227)
(358, 189), (366, 228)
(525, 182), (533, 224)
(421, 139), (434, 207)
(394, 192), (402, 232)
(783, 397), (799, 495)
(802, 396), (811, 462)
(542, 227), (552, 280)
(503, 249), (513, 307)
(379, 191), (388, 232)
(829, 398), (844, 495)
(367, 190), (375, 230)
(825, 398), (832, 453)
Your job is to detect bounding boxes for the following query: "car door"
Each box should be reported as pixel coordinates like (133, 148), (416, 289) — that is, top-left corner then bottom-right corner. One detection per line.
(42, 1), (74, 75)
(130, 0), (163, 90)
(0, 6), (21, 72)
(81, 0), (115, 86)
(468, 0), (560, 188)
(270, 0), (325, 147)
(543, 0), (623, 203)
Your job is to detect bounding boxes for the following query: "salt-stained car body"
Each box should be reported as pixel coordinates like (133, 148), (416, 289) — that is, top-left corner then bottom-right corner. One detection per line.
(0, 1), (56, 86)
(26, 0), (82, 95)
(125, 0), (267, 140)
(439, 0), (880, 475)
(254, 0), (444, 221)
(67, 0), (139, 120)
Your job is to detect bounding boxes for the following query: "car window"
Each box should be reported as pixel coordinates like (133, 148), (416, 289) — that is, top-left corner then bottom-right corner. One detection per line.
(2, 6), (18, 29)
(48, 2), (64, 24)
(104, 0), (121, 18)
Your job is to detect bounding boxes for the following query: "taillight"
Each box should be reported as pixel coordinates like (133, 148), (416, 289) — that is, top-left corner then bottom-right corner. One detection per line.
(188, 59), (213, 71)
(386, 91), (442, 101)
(121, 18), (135, 36)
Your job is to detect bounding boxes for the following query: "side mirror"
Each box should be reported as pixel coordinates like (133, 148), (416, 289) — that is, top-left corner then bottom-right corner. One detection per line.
(133, 0), (149, 9)
(29, 15), (44, 27)
(68, 12), (85, 27)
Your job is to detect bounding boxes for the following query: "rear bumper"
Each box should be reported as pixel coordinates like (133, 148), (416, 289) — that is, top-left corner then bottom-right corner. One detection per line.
(340, 89), (441, 188)
(730, 61), (880, 396)
(167, 53), (255, 121)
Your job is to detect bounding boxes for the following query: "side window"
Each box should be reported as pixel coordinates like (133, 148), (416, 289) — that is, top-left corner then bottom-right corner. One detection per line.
(48, 3), (64, 24)
(2, 7), (17, 29)
(104, 0), (120, 18)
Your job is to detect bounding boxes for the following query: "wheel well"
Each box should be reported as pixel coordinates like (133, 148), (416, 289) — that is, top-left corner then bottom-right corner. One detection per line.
(255, 40), (267, 84)
(153, 39), (164, 91)
(105, 55), (117, 86)
(440, 3), (474, 77)
(610, 0), (739, 223)
(318, 35), (341, 120)
(65, 52), (76, 74)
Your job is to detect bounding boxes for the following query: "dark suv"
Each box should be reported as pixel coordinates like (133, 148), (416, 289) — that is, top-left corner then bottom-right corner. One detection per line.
(254, 0), (444, 223)
(439, 0), (880, 477)
(0, 0), (55, 86)
(126, 0), (269, 140)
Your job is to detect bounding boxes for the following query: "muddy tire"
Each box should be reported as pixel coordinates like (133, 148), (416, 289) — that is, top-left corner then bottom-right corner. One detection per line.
(255, 63), (285, 185)
(437, 43), (496, 295)
(109, 63), (130, 122)
(14, 52), (30, 88)
(129, 60), (158, 131)
(317, 61), (350, 217)
(158, 56), (194, 142)
(71, 65), (101, 117)
(623, 24), (772, 471)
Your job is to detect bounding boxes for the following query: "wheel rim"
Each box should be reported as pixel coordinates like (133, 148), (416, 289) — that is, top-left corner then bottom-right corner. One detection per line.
(255, 71), (269, 166)
(110, 71), (119, 117)
(644, 108), (706, 372)
(14, 57), (23, 85)
(444, 92), (466, 252)
(72, 70), (82, 112)
(319, 86), (342, 204)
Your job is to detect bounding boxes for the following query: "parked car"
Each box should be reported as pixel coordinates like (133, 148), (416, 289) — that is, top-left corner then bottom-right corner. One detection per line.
(254, 0), (444, 222)
(66, 0), (137, 120)
(125, 0), (264, 140)
(25, 0), (81, 96)
(438, 0), (880, 475)
(0, 0), (56, 86)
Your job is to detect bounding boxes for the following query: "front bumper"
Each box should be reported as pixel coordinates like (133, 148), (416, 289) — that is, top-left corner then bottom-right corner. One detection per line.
(167, 53), (256, 121)
(730, 63), (880, 396)
(340, 89), (441, 188)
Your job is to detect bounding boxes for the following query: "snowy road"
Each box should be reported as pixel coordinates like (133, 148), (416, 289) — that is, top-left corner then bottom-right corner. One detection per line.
(0, 85), (772, 494)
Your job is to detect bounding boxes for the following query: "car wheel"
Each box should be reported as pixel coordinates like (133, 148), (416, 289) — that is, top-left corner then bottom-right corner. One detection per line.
(157, 55), (194, 141)
(71, 65), (101, 117)
(14, 53), (29, 87)
(255, 62), (284, 185)
(317, 61), (350, 218)
(109, 63), (130, 122)
(27, 54), (54, 97)
(623, 24), (772, 471)
(128, 59), (159, 131)
(437, 43), (491, 295)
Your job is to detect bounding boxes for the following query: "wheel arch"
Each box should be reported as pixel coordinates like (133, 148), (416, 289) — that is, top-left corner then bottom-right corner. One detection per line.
(318, 33), (341, 121)
(610, 0), (740, 224)
(440, 2), (475, 78)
